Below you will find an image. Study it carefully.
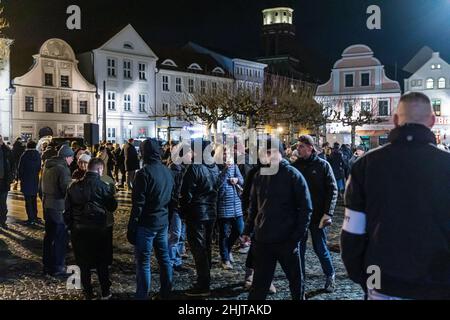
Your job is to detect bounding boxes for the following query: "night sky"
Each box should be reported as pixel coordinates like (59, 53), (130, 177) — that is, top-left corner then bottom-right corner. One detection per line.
(4, 0), (450, 82)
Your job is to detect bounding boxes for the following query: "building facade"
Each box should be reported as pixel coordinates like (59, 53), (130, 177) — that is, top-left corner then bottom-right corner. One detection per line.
(404, 51), (450, 144)
(11, 39), (96, 141)
(316, 44), (401, 148)
(78, 24), (158, 144)
(0, 38), (12, 141)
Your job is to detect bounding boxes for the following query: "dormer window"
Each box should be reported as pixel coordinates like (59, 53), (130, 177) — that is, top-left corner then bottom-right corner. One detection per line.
(123, 42), (134, 50)
(212, 67), (225, 75)
(188, 63), (202, 71)
(162, 59), (177, 67)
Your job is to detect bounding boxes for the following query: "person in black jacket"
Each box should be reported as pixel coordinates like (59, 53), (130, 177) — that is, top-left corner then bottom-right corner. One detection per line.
(293, 135), (338, 293)
(65, 158), (118, 300)
(0, 135), (14, 229)
(11, 137), (25, 191)
(342, 92), (450, 300)
(122, 139), (140, 191)
(180, 139), (220, 297)
(328, 143), (348, 198)
(112, 143), (125, 187)
(242, 138), (313, 300)
(127, 139), (174, 300)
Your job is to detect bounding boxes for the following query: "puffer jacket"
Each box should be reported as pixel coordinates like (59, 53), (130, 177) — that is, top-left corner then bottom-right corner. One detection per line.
(180, 163), (220, 222)
(40, 157), (72, 211)
(217, 164), (244, 219)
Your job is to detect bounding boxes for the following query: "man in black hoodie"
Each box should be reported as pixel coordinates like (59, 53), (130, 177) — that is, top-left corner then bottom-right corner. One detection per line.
(242, 138), (313, 300)
(127, 139), (174, 300)
(293, 135), (338, 293)
(180, 139), (220, 297)
(342, 92), (450, 300)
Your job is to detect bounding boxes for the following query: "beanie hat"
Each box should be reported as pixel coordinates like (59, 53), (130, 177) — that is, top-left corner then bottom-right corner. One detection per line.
(58, 145), (74, 158)
(78, 153), (91, 163)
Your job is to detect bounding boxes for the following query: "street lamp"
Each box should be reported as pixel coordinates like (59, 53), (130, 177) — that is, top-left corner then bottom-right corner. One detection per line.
(128, 122), (133, 139)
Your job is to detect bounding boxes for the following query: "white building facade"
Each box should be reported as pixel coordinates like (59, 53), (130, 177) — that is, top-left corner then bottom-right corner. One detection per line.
(404, 51), (450, 144)
(316, 44), (401, 148)
(78, 24), (158, 144)
(11, 39), (96, 141)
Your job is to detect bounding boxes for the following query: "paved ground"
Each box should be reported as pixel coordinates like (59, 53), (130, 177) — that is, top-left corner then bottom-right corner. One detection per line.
(0, 189), (364, 300)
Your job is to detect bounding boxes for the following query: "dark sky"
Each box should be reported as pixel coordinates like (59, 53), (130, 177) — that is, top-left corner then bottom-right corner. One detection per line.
(4, 0), (450, 81)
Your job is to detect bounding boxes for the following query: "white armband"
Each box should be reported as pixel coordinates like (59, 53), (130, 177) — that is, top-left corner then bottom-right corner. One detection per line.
(342, 209), (367, 235)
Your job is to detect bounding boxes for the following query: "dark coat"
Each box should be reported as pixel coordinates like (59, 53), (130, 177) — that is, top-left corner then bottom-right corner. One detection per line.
(328, 149), (347, 180)
(112, 147), (124, 170)
(65, 172), (118, 267)
(0, 144), (13, 192)
(11, 140), (25, 169)
(41, 147), (58, 165)
(244, 159), (313, 244)
(18, 149), (42, 196)
(292, 154), (338, 226)
(217, 164), (244, 219)
(180, 163), (220, 222)
(40, 157), (72, 211)
(122, 143), (140, 172)
(168, 162), (186, 215)
(342, 124), (450, 300)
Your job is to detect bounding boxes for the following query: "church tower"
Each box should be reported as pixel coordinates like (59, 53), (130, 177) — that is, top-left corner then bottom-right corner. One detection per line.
(261, 6), (296, 57)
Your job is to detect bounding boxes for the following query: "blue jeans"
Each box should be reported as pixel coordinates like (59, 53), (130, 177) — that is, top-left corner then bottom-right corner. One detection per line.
(135, 226), (172, 300)
(336, 179), (345, 192)
(218, 216), (244, 262)
(300, 225), (335, 278)
(168, 212), (186, 267)
(42, 208), (68, 274)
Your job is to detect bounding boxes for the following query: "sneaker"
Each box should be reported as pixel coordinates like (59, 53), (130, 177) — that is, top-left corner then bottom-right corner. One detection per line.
(173, 265), (190, 273)
(324, 275), (336, 293)
(229, 253), (235, 263)
(238, 245), (250, 254)
(185, 285), (211, 297)
(268, 282), (277, 295)
(222, 261), (233, 270)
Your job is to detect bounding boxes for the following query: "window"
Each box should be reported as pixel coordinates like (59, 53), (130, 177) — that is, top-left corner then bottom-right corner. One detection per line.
(345, 74), (354, 87)
(176, 104), (183, 120)
(24, 96), (34, 112)
(107, 58), (117, 78)
(361, 100), (371, 113)
(123, 42), (134, 50)
(438, 77), (446, 89)
(432, 99), (441, 116)
(61, 75), (70, 88)
(223, 83), (228, 93)
(431, 64), (436, 70)
(162, 103), (169, 115)
(79, 101), (88, 114)
(123, 60), (132, 79)
(212, 82), (217, 94)
(107, 128), (116, 143)
(378, 100), (390, 116)
(45, 73), (53, 86)
(139, 63), (147, 81)
(107, 91), (116, 110)
(361, 72), (370, 87)
(200, 80), (206, 94)
(61, 99), (70, 114)
(343, 101), (353, 115)
(426, 78), (434, 89)
(139, 94), (147, 112)
(45, 98), (54, 113)
(437, 64), (442, 69)
(162, 76), (170, 92)
(176, 77), (182, 93)
(255, 86), (260, 99)
(124, 94), (131, 111)
(188, 79), (194, 93)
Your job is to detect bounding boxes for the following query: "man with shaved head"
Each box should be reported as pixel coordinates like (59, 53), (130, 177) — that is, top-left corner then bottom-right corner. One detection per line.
(341, 92), (450, 300)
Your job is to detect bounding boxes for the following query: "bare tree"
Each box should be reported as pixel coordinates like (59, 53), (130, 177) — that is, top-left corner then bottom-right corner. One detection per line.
(0, 6), (10, 68)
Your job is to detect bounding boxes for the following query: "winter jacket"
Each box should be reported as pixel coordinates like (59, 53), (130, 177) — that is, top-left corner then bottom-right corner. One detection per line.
(180, 163), (220, 222)
(69, 148), (83, 174)
(42, 147), (58, 165)
(168, 162), (186, 215)
(128, 140), (174, 229)
(342, 124), (450, 300)
(72, 169), (86, 180)
(112, 147), (124, 170)
(217, 164), (244, 219)
(241, 165), (260, 214)
(11, 141), (25, 170)
(40, 157), (72, 211)
(292, 153), (338, 226)
(0, 144), (13, 192)
(18, 149), (42, 196)
(244, 159), (313, 244)
(122, 143), (140, 172)
(328, 149), (347, 180)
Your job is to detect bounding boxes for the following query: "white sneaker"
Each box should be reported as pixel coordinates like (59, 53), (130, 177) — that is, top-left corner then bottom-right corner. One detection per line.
(222, 261), (233, 270)
(229, 253), (234, 263)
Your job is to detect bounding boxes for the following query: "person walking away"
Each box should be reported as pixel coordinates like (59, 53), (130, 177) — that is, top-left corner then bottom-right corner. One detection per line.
(215, 145), (244, 270)
(72, 154), (91, 180)
(18, 140), (42, 225)
(112, 144), (125, 187)
(167, 142), (191, 273)
(342, 92), (450, 300)
(41, 141), (58, 166)
(348, 145), (366, 171)
(327, 143), (347, 198)
(40, 145), (73, 277)
(70, 141), (82, 174)
(0, 135), (13, 230)
(105, 143), (115, 178)
(122, 139), (140, 191)
(293, 135), (338, 293)
(242, 138), (313, 300)
(65, 158), (118, 300)
(11, 137), (25, 191)
(127, 139), (174, 300)
(180, 139), (220, 297)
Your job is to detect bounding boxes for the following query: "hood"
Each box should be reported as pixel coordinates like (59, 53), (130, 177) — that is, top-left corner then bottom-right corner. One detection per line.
(141, 139), (162, 163)
(44, 156), (67, 169)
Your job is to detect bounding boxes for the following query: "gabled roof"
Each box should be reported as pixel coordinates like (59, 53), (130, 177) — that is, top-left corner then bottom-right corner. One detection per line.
(403, 46), (434, 74)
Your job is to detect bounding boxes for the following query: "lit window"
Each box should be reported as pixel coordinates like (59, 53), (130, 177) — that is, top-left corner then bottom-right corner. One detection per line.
(431, 64), (436, 70)
(61, 75), (70, 88)
(438, 77), (446, 89)
(426, 78), (434, 89)
(25, 96), (34, 112)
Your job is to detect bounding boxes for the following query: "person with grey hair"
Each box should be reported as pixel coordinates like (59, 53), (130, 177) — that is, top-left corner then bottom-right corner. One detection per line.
(342, 92), (450, 300)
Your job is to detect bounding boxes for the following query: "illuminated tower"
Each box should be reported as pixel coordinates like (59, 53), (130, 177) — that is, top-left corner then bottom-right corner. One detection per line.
(261, 7), (296, 57)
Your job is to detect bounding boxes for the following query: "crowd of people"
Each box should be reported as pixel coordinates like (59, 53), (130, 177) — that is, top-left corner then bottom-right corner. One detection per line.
(0, 92), (448, 301)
